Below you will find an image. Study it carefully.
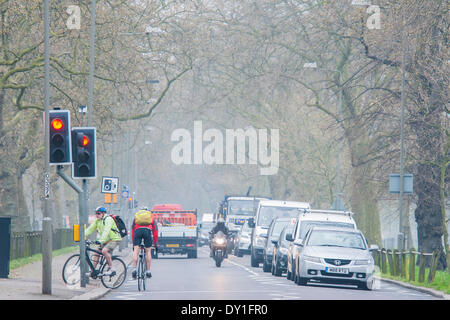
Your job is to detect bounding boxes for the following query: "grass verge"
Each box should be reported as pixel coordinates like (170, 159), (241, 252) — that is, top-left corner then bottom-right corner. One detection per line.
(10, 246), (79, 270)
(379, 268), (450, 294)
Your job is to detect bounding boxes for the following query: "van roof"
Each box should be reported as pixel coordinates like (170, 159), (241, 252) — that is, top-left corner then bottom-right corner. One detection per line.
(227, 196), (270, 201)
(297, 212), (356, 224)
(259, 200), (311, 209)
(310, 226), (361, 233)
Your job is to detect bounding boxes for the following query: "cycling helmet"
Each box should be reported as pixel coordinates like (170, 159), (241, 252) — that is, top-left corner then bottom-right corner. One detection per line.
(140, 206), (149, 211)
(95, 206), (107, 214)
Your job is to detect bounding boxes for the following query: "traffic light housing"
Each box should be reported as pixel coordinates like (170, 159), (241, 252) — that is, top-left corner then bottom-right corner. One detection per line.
(49, 110), (71, 165)
(71, 127), (96, 179)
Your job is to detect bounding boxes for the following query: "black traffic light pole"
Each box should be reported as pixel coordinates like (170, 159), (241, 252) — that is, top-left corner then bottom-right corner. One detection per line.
(57, 166), (89, 287)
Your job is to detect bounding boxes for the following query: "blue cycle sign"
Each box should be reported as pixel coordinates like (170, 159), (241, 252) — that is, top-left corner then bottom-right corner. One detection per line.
(121, 185), (129, 198)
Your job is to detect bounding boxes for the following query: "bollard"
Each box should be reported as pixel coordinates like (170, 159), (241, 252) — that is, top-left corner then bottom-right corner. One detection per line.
(401, 251), (407, 278)
(374, 250), (380, 268)
(381, 249), (387, 274)
(0, 217), (12, 278)
(427, 250), (441, 283)
(387, 250), (394, 276)
(392, 249), (399, 276)
(447, 252), (450, 275)
(409, 249), (416, 282)
(418, 252), (426, 283)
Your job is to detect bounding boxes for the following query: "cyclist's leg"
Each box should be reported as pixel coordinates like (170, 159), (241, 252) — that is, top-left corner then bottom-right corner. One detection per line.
(131, 245), (140, 269)
(131, 229), (144, 278)
(145, 248), (152, 270)
(102, 245), (113, 267)
(102, 242), (119, 275)
(92, 243), (102, 268)
(92, 252), (101, 268)
(143, 228), (153, 277)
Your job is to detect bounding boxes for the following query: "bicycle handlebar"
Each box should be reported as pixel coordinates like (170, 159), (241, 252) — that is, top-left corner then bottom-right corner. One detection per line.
(85, 239), (101, 246)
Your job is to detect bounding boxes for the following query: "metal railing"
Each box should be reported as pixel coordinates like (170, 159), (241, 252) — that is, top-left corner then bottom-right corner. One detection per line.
(10, 229), (76, 260)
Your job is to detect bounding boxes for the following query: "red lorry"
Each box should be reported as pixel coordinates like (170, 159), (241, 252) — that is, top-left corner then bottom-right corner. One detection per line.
(152, 204), (198, 258)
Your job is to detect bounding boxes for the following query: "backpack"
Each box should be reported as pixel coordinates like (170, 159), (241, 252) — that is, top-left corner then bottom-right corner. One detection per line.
(108, 214), (128, 238)
(135, 210), (153, 226)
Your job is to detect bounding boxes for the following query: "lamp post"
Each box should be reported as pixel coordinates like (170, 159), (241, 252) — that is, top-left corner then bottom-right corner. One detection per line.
(303, 62), (344, 210)
(42, 0), (52, 295)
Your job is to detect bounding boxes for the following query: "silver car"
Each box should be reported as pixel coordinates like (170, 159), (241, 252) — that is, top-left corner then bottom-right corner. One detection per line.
(294, 227), (376, 290)
(234, 220), (253, 257)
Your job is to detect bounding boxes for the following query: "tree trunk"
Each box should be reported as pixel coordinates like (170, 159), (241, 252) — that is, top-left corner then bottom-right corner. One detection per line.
(347, 126), (382, 245)
(412, 109), (447, 269)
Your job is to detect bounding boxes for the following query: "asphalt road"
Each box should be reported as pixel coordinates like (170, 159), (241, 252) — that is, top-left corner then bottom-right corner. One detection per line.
(103, 247), (440, 300)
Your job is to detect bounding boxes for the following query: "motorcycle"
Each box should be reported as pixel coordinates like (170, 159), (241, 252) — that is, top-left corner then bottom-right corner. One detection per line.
(210, 231), (228, 267)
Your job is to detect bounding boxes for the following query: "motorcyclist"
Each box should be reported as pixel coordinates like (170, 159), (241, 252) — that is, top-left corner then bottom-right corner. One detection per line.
(210, 218), (229, 236)
(209, 218), (229, 257)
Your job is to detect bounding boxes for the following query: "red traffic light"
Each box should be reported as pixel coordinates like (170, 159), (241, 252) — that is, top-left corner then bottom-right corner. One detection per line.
(81, 135), (89, 147)
(51, 118), (64, 130)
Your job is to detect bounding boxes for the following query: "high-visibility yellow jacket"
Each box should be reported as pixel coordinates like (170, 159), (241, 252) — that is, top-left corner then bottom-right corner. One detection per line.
(86, 215), (122, 244)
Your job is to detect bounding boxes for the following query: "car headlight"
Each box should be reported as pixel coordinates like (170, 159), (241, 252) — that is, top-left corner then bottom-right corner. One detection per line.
(354, 259), (373, 265)
(255, 236), (266, 247)
(303, 255), (322, 263)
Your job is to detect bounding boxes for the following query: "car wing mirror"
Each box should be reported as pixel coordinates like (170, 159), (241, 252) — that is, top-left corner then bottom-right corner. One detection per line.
(285, 233), (293, 242)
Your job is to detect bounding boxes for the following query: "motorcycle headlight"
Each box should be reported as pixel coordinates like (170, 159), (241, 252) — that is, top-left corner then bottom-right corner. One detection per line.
(215, 238), (225, 245)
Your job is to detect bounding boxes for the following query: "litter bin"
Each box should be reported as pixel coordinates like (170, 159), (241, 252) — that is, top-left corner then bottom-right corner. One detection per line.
(0, 216), (12, 278)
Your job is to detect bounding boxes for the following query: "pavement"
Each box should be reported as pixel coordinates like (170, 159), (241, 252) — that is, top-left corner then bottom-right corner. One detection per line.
(0, 244), (133, 300)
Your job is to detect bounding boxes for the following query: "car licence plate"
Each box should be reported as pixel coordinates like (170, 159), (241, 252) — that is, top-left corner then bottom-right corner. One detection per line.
(166, 244), (179, 248)
(325, 267), (349, 274)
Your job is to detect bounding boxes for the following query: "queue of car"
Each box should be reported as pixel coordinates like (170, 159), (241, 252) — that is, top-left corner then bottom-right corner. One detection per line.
(232, 199), (378, 291)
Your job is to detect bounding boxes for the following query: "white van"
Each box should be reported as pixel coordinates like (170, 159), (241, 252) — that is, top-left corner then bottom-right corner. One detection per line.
(286, 209), (357, 281)
(248, 200), (310, 267)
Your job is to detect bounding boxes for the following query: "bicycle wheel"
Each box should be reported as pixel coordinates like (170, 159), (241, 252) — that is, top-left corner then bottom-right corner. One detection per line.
(100, 256), (127, 289)
(62, 254), (81, 285)
(137, 255), (146, 291)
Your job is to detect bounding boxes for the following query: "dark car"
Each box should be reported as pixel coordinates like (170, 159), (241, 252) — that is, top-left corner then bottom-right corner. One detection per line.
(271, 224), (294, 276)
(262, 217), (295, 272)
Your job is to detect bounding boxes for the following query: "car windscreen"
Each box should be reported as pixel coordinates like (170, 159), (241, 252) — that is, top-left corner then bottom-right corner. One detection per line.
(307, 230), (366, 250)
(298, 221), (354, 240)
(257, 206), (300, 228)
(200, 222), (215, 234)
(227, 200), (255, 216)
(271, 221), (290, 238)
(241, 221), (252, 233)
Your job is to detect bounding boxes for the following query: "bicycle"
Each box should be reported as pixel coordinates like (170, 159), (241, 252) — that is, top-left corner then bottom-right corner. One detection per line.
(62, 240), (127, 289)
(137, 242), (148, 291)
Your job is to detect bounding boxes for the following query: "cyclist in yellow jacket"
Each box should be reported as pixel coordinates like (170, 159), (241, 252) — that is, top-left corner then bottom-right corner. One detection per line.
(86, 206), (122, 276)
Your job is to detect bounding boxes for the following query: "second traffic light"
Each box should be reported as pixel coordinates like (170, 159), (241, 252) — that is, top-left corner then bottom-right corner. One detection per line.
(49, 110), (71, 165)
(71, 127), (96, 179)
